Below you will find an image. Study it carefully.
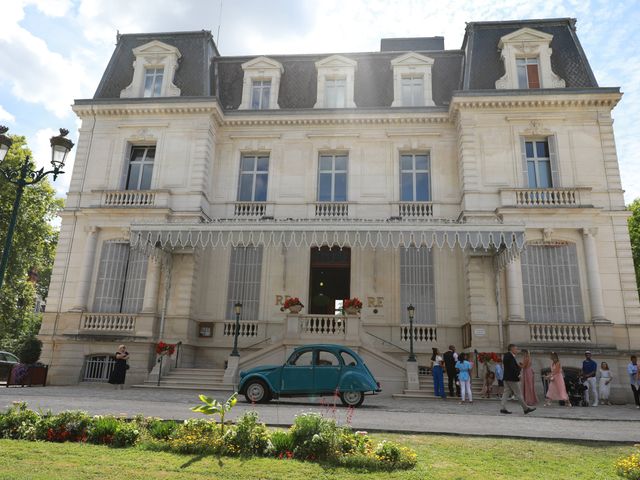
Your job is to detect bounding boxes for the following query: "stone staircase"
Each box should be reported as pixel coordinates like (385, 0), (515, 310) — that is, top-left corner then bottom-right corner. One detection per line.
(393, 373), (498, 400)
(134, 368), (234, 391)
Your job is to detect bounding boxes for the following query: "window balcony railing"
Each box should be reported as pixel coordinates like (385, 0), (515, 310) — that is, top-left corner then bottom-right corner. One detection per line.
(314, 202), (349, 218)
(80, 313), (136, 332)
(499, 187), (592, 208)
(102, 190), (156, 207)
(396, 202), (433, 218)
(233, 202), (272, 217)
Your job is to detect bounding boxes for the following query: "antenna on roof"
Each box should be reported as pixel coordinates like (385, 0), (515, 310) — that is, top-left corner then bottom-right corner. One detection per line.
(215, 0), (224, 48)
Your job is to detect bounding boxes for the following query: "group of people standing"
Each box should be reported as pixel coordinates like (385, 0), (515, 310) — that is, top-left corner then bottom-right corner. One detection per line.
(430, 344), (640, 410)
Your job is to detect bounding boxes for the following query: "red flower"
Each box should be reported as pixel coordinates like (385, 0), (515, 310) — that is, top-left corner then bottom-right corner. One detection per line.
(155, 341), (176, 356)
(343, 298), (363, 309)
(283, 297), (303, 309)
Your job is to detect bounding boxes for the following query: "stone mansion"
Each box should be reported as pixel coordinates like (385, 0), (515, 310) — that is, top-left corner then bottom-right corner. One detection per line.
(39, 17), (640, 400)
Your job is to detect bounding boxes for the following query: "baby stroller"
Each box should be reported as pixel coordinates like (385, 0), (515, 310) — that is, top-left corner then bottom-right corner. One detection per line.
(541, 366), (588, 406)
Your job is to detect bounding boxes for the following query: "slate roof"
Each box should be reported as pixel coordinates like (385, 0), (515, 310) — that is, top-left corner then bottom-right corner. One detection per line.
(91, 18), (602, 109)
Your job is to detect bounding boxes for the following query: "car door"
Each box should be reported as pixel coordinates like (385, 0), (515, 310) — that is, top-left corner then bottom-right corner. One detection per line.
(280, 349), (314, 394)
(314, 349), (342, 394)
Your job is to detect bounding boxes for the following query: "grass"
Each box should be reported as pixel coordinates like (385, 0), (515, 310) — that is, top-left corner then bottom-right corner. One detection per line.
(0, 434), (629, 480)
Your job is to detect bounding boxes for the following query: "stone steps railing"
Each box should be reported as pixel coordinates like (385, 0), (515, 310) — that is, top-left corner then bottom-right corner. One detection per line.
(81, 313), (136, 331)
(529, 323), (592, 343)
(397, 202), (433, 218)
(315, 202), (349, 218)
(223, 321), (260, 337)
(102, 190), (156, 207)
(299, 315), (346, 336)
(399, 325), (438, 343)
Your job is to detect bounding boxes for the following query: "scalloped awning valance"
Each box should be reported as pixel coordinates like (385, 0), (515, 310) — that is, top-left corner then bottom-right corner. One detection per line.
(130, 219), (526, 268)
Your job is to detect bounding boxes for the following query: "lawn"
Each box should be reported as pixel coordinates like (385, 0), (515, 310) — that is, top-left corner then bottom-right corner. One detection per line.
(0, 434), (628, 480)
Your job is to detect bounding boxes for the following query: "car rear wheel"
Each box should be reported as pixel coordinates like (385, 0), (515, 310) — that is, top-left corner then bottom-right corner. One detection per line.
(244, 379), (271, 404)
(340, 390), (364, 407)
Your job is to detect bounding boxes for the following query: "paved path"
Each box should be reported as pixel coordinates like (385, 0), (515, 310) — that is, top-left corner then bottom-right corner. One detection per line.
(1, 385), (639, 443)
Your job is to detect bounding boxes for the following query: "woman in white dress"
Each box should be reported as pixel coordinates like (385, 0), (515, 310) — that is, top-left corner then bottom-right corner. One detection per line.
(599, 361), (612, 405)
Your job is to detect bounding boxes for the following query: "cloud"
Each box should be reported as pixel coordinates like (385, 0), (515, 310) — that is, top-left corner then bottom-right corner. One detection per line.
(0, 105), (15, 123)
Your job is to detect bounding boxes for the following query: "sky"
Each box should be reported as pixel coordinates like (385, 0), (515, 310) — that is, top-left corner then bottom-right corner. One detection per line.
(1, 0), (639, 204)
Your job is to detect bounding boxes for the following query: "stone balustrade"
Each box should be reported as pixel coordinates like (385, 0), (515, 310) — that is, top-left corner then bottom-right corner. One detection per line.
(102, 190), (157, 207)
(529, 323), (592, 343)
(500, 187), (592, 208)
(397, 202), (433, 218)
(80, 313), (136, 332)
(299, 315), (346, 336)
(234, 202), (269, 217)
(223, 321), (260, 337)
(315, 202), (349, 218)
(399, 325), (438, 343)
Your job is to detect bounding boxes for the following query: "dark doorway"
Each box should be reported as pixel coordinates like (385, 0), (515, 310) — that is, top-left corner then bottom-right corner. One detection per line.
(309, 246), (351, 315)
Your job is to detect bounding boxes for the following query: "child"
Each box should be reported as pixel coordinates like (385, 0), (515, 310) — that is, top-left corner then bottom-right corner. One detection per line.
(599, 362), (613, 405)
(494, 357), (504, 398)
(482, 370), (496, 398)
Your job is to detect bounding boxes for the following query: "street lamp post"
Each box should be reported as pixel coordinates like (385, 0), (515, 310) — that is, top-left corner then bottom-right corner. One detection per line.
(0, 127), (74, 293)
(407, 304), (416, 362)
(230, 301), (243, 357)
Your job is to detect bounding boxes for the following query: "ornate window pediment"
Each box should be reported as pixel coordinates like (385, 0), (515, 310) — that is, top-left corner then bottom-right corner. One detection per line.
(391, 52), (435, 107)
(239, 56), (284, 110)
(314, 55), (357, 108)
(495, 27), (565, 90)
(120, 40), (181, 98)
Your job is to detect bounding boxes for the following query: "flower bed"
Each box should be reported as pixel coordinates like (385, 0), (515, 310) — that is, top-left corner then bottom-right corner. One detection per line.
(0, 401), (416, 472)
(616, 446), (640, 479)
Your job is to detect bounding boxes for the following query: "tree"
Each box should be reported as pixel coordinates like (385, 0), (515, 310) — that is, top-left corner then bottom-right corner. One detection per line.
(630, 198), (640, 295)
(0, 135), (63, 350)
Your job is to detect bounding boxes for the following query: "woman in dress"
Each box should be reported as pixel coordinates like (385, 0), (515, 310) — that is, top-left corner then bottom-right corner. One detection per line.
(598, 362), (612, 405)
(520, 349), (538, 406)
(431, 348), (446, 399)
(455, 353), (473, 404)
(108, 344), (129, 389)
(544, 352), (570, 407)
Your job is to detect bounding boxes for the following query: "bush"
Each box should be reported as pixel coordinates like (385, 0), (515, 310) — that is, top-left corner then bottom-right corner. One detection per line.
(18, 337), (42, 364)
(270, 430), (294, 457)
(616, 450), (640, 479)
(168, 419), (222, 455)
(0, 402), (40, 440)
(87, 416), (121, 445)
(113, 422), (140, 448)
(35, 411), (91, 442)
(289, 413), (344, 462)
(223, 411), (270, 456)
(147, 419), (178, 441)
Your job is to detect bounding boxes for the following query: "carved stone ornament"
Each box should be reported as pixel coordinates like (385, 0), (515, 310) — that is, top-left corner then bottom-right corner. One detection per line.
(542, 228), (554, 243)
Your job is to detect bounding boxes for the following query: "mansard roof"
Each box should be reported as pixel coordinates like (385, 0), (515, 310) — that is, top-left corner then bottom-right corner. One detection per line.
(90, 18), (602, 108)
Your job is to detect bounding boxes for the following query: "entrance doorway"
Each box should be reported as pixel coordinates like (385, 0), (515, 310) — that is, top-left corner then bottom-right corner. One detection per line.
(309, 246), (350, 315)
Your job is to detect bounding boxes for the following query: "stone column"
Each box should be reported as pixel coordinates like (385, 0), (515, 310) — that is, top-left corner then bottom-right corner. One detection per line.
(505, 257), (525, 321)
(582, 228), (606, 321)
(141, 256), (161, 313)
(71, 226), (99, 311)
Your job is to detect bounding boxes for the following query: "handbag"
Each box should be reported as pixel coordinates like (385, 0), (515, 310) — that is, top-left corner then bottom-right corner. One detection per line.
(125, 364), (130, 370)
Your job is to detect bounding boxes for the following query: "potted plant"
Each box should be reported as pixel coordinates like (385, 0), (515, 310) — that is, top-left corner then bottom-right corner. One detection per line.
(8, 337), (48, 387)
(283, 297), (304, 314)
(155, 341), (176, 356)
(343, 297), (363, 315)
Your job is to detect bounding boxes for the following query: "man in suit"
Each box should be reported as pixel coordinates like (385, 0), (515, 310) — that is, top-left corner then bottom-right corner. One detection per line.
(500, 344), (536, 415)
(443, 345), (460, 397)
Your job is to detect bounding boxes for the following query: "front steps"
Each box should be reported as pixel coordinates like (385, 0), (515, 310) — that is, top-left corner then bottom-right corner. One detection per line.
(393, 374), (499, 401)
(133, 368), (234, 391)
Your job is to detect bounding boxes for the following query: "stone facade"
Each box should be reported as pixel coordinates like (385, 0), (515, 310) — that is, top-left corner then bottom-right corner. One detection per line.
(39, 19), (640, 401)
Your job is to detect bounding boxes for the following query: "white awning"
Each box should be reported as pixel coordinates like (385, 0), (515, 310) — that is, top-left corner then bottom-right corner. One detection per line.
(130, 219), (526, 265)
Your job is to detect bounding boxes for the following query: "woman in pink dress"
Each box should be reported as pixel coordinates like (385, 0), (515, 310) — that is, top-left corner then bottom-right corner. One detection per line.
(520, 349), (538, 406)
(544, 352), (570, 407)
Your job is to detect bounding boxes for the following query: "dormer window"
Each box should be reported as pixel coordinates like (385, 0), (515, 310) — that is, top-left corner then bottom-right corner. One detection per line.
(143, 67), (165, 97)
(495, 28), (565, 90)
(516, 58), (540, 89)
(391, 52), (435, 107)
(239, 57), (283, 110)
(314, 55), (357, 109)
(120, 40), (181, 98)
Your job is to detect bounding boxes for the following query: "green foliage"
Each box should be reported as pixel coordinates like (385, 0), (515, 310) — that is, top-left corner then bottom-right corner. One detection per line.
(0, 402), (40, 440)
(168, 419), (221, 455)
(0, 135), (62, 351)
(269, 430), (294, 456)
(191, 392), (237, 433)
(146, 419), (178, 441)
(289, 412), (344, 461)
(223, 411), (270, 456)
(112, 422), (140, 448)
(629, 198), (640, 294)
(35, 411), (91, 442)
(87, 416), (120, 445)
(17, 336), (42, 364)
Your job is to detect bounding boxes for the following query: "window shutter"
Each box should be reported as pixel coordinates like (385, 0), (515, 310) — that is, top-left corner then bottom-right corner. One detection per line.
(519, 136), (529, 187)
(548, 135), (560, 187)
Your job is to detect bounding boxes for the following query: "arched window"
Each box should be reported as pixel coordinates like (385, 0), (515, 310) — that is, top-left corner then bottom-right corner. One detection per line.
(521, 243), (584, 323)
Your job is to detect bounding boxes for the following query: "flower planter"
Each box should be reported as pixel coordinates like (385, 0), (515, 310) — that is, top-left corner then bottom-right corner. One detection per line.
(288, 304), (303, 314)
(344, 307), (361, 315)
(7, 364), (48, 387)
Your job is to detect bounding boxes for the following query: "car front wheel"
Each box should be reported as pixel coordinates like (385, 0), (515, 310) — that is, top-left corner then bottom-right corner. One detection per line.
(340, 390), (364, 407)
(244, 378), (271, 404)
